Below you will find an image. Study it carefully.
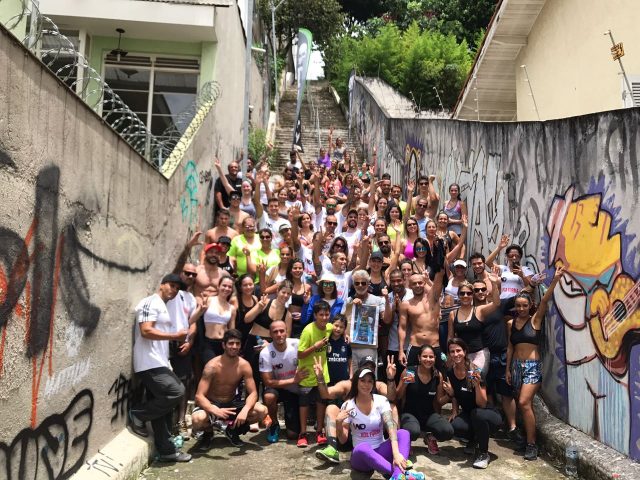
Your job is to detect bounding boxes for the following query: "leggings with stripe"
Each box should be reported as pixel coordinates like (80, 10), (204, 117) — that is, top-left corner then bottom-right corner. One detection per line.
(350, 429), (411, 477)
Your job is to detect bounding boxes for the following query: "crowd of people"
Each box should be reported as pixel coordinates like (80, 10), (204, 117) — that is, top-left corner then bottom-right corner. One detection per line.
(129, 133), (563, 479)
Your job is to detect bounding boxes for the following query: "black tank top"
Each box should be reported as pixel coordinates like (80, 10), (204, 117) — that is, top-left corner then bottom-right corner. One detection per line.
(510, 317), (541, 346)
(236, 296), (256, 341)
(404, 371), (439, 419)
(447, 368), (478, 413)
(254, 300), (287, 329)
(290, 290), (305, 308)
(453, 307), (484, 353)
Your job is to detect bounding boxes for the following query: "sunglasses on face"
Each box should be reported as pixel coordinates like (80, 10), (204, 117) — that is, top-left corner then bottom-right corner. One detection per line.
(379, 241), (390, 245)
(417, 203), (427, 208)
(407, 223), (417, 227)
(459, 291), (473, 297)
(260, 236), (272, 240)
(326, 204), (337, 208)
(321, 282), (335, 288)
(182, 271), (197, 278)
(474, 287), (488, 293)
(334, 243), (346, 249)
(326, 221), (338, 226)
(415, 247), (427, 252)
(354, 281), (368, 286)
(419, 181), (428, 186)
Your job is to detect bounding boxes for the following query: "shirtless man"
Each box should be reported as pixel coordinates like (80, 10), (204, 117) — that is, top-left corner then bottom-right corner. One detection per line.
(314, 355), (398, 464)
(412, 175), (439, 220)
(193, 243), (227, 297)
(192, 329), (267, 448)
(205, 209), (238, 244)
(398, 270), (446, 371)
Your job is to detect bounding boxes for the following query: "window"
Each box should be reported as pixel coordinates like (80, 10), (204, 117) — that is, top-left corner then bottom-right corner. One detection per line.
(38, 29), (91, 95)
(622, 75), (640, 108)
(102, 54), (199, 150)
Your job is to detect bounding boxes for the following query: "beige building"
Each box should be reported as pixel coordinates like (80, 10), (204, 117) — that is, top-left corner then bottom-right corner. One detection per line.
(454, 0), (640, 121)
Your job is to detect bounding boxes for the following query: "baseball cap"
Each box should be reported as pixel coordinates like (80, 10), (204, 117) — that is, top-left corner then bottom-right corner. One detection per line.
(204, 243), (218, 253)
(370, 251), (384, 261)
(453, 259), (467, 268)
(279, 221), (292, 231)
(358, 368), (375, 379)
(161, 273), (185, 289)
(358, 356), (376, 369)
(217, 236), (232, 245)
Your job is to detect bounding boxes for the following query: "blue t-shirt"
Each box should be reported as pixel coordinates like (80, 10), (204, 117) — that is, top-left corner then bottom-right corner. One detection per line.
(327, 336), (351, 385)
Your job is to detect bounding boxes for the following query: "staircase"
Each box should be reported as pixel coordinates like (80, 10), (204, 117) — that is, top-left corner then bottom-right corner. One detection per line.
(273, 80), (360, 172)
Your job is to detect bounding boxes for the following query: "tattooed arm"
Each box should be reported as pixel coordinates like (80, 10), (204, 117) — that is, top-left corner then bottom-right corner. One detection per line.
(383, 408), (407, 470)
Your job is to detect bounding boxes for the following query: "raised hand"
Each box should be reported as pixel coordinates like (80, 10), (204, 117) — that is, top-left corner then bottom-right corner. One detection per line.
(407, 179), (416, 193)
(214, 158), (222, 170)
(259, 294), (269, 309)
(386, 354), (396, 379)
(461, 214), (468, 229)
(429, 174), (436, 183)
(336, 407), (353, 423)
(312, 355), (324, 378)
(188, 231), (203, 249)
(499, 234), (510, 250)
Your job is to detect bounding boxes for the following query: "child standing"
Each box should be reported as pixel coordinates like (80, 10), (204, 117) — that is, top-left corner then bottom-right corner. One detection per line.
(327, 315), (352, 386)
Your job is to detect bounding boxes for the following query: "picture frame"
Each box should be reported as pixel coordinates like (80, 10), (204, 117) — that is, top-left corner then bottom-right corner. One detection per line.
(350, 303), (379, 346)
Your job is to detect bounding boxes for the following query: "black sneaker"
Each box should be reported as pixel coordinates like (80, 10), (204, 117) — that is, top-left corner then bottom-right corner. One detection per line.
(224, 427), (245, 447)
(157, 451), (192, 463)
(128, 410), (148, 437)
(524, 443), (538, 461)
(192, 431), (214, 452)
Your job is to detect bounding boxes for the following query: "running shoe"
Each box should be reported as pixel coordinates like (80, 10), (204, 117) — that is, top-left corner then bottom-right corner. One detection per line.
(424, 433), (440, 455)
(524, 443), (538, 461)
(128, 410), (148, 438)
(192, 432), (214, 452)
(297, 433), (308, 448)
(266, 423), (280, 444)
(315, 445), (340, 463)
(473, 452), (489, 469)
(390, 471), (426, 480)
(316, 431), (328, 445)
(224, 427), (245, 447)
(157, 451), (192, 463)
(405, 459), (414, 470)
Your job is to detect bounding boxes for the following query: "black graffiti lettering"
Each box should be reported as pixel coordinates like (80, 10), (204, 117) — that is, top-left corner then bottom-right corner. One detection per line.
(0, 389), (94, 480)
(108, 374), (132, 423)
(85, 452), (123, 477)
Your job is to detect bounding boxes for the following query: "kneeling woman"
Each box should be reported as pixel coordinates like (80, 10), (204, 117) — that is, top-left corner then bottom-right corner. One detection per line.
(443, 338), (502, 469)
(338, 368), (426, 480)
(396, 345), (454, 454)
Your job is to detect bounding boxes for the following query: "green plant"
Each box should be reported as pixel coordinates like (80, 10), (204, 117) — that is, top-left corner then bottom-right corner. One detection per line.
(248, 127), (278, 166)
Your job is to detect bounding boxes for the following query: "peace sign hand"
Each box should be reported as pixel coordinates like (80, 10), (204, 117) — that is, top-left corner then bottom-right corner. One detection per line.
(312, 355), (324, 379)
(386, 355), (396, 380)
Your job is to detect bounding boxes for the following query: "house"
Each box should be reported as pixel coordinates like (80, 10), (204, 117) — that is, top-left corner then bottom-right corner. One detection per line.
(453, 0), (640, 121)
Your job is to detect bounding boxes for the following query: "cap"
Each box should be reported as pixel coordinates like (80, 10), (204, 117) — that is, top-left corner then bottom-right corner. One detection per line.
(279, 221), (292, 231)
(217, 236), (232, 245)
(453, 259), (467, 268)
(229, 191), (241, 199)
(317, 273), (336, 284)
(358, 368), (375, 379)
(204, 243), (218, 253)
(370, 251), (384, 261)
(358, 355), (376, 369)
(161, 273), (185, 289)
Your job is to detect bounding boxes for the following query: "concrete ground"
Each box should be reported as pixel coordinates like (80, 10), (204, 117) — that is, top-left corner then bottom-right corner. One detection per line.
(139, 429), (569, 480)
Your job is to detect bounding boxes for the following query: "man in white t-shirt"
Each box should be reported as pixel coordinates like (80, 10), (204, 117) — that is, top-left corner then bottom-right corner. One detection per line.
(256, 196), (288, 249)
(130, 273), (191, 462)
(260, 320), (308, 443)
(486, 238), (534, 299)
(340, 209), (363, 257)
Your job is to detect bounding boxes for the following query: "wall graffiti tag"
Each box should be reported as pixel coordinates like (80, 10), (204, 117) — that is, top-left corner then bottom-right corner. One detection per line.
(180, 160), (199, 230)
(108, 373), (132, 424)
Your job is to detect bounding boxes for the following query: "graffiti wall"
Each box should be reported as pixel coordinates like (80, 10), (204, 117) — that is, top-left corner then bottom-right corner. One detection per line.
(0, 6), (264, 475)
(351, 78), (640, 459)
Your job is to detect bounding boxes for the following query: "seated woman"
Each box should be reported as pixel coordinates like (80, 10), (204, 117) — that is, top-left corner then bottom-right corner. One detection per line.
(396, 345), (453, 454)
(442, 338), (502, 469)
(338, 367), (425, 480)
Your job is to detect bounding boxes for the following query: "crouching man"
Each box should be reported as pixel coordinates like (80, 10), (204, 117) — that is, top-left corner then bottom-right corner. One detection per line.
(192, 329), (267, 448)
(260, 320), (308, 443)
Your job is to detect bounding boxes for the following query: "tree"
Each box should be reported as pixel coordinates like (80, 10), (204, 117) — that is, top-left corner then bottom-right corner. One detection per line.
(337, 0), (386, 26)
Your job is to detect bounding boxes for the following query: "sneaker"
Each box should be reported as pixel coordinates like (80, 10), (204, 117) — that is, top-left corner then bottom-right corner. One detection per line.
(192, 432), (213, 452)
(405, 459), (414, 470)
(224, 427), (245, 447)
(297, 434), (308, 448)
(266, 423), (280, 444)
(179, 421), (190, 441)
(391, 471), (426, 480)
(424, 433), (440, 455)
(524, 443), (538, 461)
(128, 410), (148, 437)
(473, 452), (490, 469)
(315, 445), (340, 464)
(463, 442), (476, 455)
(316, 431), (328, 445)
(157, 451), (192, 463)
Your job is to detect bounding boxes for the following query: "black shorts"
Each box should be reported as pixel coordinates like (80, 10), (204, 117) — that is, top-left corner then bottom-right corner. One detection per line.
(486, 351), (513, 397)
(201, 337), (224, 366)
(298, 386), (325, 407)
(406, 344), (446, 372)
(263, 387), (301, 434)
(193, 398), (246, 426)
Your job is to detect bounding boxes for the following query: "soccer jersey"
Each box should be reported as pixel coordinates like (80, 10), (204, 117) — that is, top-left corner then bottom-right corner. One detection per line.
(341, 394), (392, 449)
(259, 338), (300, 393)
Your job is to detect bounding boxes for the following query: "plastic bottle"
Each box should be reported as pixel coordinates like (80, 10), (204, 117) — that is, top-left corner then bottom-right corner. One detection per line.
(565, 438), (578, 477)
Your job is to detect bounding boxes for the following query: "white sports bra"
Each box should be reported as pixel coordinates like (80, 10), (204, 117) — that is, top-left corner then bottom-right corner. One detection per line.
(204, 300), (232, 325)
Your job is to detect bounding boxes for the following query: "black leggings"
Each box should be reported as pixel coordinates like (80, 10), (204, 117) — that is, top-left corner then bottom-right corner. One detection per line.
(201, 337), (224, 366)
(451, 408), (502, 453)
(401, 412), (454, 442)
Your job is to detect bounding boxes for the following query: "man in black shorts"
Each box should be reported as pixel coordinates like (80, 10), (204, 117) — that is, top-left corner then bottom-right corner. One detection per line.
(259, 320), (308, 443)
(192, 329), (267, 448)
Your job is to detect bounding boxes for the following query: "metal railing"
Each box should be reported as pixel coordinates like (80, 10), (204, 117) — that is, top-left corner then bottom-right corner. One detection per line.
(0, 0), (220, 170)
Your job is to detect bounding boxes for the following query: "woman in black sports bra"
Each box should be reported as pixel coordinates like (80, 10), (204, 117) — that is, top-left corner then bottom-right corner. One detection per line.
(447, 277), (500, 374)
(232, 274), (258, 357)
(287, 258), (311, 338)
(506, 266), (564, 461)
(246, 280), (293, 339)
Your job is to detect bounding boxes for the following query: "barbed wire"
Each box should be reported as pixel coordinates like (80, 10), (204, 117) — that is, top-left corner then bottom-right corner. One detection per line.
(0, 0), (220, 169)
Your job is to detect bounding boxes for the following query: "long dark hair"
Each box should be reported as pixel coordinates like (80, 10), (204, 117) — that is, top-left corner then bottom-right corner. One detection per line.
(346, 367), (376, 400)
(235, 273), (254, 298)
(417, 344), (437, 379)
(447, 337), (478, 388)
(286, 258), (305, 283)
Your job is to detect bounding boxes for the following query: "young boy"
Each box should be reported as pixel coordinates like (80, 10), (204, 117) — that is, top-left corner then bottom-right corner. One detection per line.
(297, 301), (333, 447)
(326, 315), (352, 386)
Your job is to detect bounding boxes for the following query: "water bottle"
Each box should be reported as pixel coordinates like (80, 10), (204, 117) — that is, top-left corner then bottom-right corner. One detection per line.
(565, 440), (578, 476)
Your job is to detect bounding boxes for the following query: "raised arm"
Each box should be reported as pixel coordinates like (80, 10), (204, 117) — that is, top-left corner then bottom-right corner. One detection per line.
(172, 231), (203, 274)
(445, 215), (468, 263)
(532, 266), (565, 328)
(486, 234), (510, 268)
(214, 158), (236, 194)
(253, 170), (265, 218)
(476, 275), (502, 318)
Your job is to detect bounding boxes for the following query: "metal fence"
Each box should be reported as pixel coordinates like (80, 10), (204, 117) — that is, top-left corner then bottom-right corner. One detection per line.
(0, 0), (220, 169)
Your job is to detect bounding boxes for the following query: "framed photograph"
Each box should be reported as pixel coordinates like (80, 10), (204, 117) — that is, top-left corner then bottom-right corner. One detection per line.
(350, 303), (379, 346)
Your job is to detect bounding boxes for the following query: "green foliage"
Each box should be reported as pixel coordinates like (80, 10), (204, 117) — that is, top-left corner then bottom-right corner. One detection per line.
(248, 127), (277, 166)
(325, 22), (473, 110)
(337, 0), (386, 24)
(258, 0), (345, 53)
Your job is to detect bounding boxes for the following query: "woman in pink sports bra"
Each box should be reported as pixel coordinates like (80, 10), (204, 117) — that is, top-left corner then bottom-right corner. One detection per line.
(399, 217), (420, 260)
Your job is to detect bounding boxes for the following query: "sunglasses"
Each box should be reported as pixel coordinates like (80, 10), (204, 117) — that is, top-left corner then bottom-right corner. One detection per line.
(326, 204), (337, 208)
(379, 241), (390, 245)
(182, 271), (197, 278)
(334, 243), (346, 249)
(354, 281), (368, 286)
(459, 291), (473, 297)
(419, 182), (428, 186)
(474, 287), (488, 293)
(415, 247), (427, 252)
(407, 223), (417, 227)
(260, 235), (272, 240)
(326, 221), (338, 226)
(321, 282), (335, 288)
(417, 203), (427, 208)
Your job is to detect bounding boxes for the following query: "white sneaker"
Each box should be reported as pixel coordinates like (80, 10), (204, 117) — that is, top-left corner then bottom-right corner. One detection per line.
(473, 452), (489, 469)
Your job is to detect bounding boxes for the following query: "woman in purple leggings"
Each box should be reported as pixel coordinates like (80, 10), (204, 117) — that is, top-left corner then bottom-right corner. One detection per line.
(337, 367), (426, 480)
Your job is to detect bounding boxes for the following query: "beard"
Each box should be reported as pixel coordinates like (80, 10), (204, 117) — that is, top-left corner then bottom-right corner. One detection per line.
(348, 220), (357, 228)
(380, 246), (391, 255)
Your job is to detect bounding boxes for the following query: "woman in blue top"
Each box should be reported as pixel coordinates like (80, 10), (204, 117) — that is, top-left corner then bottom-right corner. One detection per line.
(302, 274), (344, 326)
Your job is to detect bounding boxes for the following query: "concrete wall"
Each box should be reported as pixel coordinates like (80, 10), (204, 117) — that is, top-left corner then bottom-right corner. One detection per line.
(352, 77), (640, 460)
(0, 1), (264, 476)
(516, 0), (640, 121)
